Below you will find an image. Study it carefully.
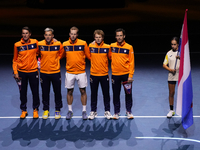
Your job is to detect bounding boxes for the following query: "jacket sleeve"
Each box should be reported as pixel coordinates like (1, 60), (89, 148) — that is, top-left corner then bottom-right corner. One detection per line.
(36, 40), (39, 56)
(128, 46), (135, 78)
(108, 46), (112, 60)
(58, 43), (65, 60)
(84, 42), (91, 60)
(85, 44), (91, 61)
(12, 44), (18, 74)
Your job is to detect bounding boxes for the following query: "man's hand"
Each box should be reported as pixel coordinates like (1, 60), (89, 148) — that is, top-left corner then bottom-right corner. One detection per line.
(14, 73), (19, 79)
(127, 77), (134, 83)
(53, 38), (57, 42)
(90, 40), (95, 45)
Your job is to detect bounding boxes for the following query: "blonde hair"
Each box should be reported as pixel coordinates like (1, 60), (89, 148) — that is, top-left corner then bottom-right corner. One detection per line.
(44, 27), (54, 34)
(70, 26), (79, 33)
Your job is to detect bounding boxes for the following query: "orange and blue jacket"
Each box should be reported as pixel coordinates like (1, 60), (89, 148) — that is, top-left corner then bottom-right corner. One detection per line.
(63, 38), (88, 74)
(13, 38), (39, 74)
(38, 40), (64, 74)
(86, 41), (110, 76)
(109, 41), (135, 78)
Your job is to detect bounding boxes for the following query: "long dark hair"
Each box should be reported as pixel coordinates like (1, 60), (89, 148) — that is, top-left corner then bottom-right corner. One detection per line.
(171, 37), (179, 44)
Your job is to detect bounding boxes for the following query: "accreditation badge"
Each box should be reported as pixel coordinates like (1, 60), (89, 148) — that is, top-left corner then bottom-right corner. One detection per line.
(122, 81), (132, 94)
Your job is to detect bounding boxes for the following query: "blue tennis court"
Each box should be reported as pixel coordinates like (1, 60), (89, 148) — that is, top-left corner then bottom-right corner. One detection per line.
(0, 53), (200, 150)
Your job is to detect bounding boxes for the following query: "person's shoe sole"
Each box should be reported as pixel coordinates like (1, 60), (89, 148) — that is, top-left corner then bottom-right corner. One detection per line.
(127, 116), (134, 119)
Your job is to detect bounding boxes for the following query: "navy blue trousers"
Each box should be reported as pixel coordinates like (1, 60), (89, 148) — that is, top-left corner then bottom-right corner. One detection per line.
(112, 74), (133, 114)
(40, 72), (62, 111)
(18, 71), (40, 111)
(90, 75), (110, 112)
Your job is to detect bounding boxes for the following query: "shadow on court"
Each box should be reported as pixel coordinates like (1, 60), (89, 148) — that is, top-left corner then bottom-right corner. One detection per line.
(0, 118), (143, 149)
(151, 118), (195, 150)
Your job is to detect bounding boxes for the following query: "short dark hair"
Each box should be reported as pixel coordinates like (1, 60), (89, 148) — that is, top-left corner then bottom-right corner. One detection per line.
(22, 26), (31, 33)
(115, 28), (126, 36)
(171, 37), (179, 44)
(93, 29), (104, 38)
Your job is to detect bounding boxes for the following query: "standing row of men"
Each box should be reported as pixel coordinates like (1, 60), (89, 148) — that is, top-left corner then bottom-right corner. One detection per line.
(12, 26), (135, 120)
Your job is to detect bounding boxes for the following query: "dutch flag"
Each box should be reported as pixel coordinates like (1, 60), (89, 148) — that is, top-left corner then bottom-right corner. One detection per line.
(176, 9), (193, 129)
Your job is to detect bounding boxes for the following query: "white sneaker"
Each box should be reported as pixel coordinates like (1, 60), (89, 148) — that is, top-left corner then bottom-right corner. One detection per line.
(113, 113), (120, 120)
(126, 112), (134, 119)
(167, 110), (175, 118)
(104, 111), (112, 119)
(88, 111), (97, 120)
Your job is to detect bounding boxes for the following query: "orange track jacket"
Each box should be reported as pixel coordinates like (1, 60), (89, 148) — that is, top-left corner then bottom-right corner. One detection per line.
(38, 40), (64, 74)
(86, 41), (110, 76)
(109, 41), (135, 78)
(63, 38), (88, 74)
(13, 38), (39, 74)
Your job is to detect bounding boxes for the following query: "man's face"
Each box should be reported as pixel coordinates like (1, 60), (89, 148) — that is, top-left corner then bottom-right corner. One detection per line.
(171, 40), (179, 51)
(94, 34), (103, 44)
(69, 30), (78, 41)
(44, 31), (54, 43)
(22, 29), (31, 41)
(115, 31), (125, 43)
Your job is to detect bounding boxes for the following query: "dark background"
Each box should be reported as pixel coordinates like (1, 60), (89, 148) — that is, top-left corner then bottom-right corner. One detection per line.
(0, 0), (200, 55)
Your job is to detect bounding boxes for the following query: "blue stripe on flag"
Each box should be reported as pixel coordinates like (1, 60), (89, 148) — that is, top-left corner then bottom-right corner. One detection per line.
(182, 72), (193, 129)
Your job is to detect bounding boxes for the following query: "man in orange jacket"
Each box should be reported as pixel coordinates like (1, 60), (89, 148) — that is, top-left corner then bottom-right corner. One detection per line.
(63, 26), (88, 120)
(109, 28), (135, 119)
(85, 29), (112, 120)
(13, 26), (40, 119)
(38, 28), (64, 119)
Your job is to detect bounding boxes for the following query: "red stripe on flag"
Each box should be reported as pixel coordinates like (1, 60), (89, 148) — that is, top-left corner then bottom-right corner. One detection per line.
(178, 9), (188, 85)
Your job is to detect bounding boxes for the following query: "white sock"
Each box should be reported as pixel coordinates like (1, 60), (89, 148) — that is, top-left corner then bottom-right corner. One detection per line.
(68, 105), (72, 112)
(82, 105), (86, 112)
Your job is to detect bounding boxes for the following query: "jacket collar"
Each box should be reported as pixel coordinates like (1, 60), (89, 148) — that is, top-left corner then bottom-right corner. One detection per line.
(21, 38), (31, 44)
(69, 38), (78, 44)
(95, 41), (104, 47)
(45, 39), (54, 45)
(117, 40), (126, 47)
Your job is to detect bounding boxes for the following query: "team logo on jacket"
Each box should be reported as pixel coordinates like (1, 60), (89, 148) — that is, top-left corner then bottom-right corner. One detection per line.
(79, 47), (82, 50)
(20, 46), (25, 51)
(112, 47), (115, 52)
(31, 45), (34, 48)
(104, 49), (107, 52)
(65, 46), (69, 51)
(55, 47), (57, 50)
(40, 46), (44, 50)
(91, 48), (95, 53)
(124, 50), (126, 53)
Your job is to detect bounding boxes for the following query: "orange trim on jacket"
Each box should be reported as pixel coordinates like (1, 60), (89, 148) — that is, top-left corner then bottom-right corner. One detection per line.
(86, 41), (110, 76)
(13, 38), (39, 74)
(109, 41), (135, 78)
(38, 40), (64, 74)
(63, 38), (88, 74)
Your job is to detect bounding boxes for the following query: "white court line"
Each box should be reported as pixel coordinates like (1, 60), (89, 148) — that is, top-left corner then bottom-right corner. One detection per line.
(135, 137), (200, 143)
(0, 116), (200, 119)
